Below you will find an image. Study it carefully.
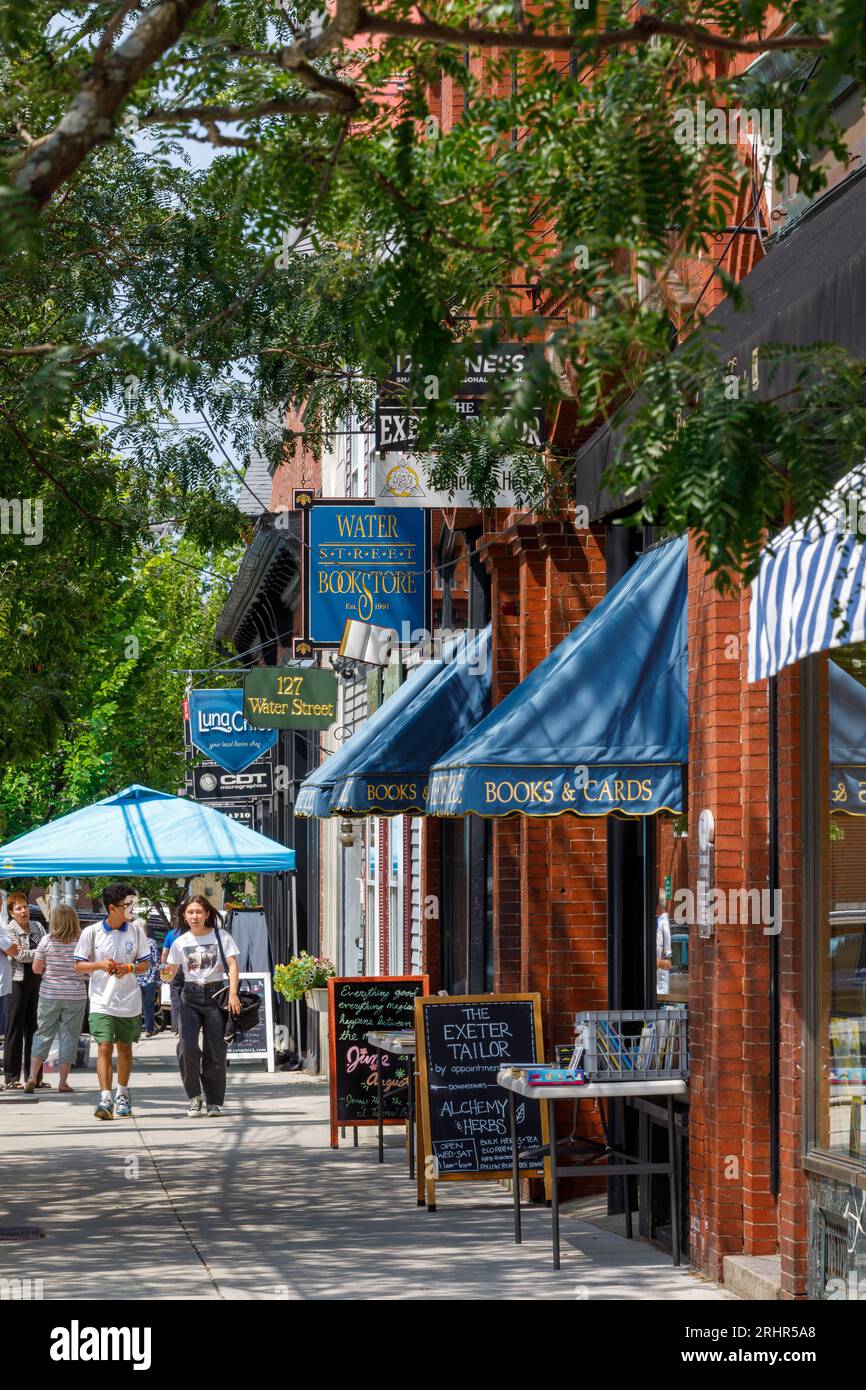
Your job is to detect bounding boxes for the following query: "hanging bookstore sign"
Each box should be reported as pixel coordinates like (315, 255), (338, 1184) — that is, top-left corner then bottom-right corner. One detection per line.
(294, 493), (431, 650)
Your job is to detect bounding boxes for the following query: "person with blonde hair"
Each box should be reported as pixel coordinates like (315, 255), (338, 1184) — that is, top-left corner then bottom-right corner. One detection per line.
(24, 904), (88, 1094)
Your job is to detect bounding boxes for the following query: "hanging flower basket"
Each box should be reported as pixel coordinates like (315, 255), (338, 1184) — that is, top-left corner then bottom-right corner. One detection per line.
(273, 953), (336, 1007)
(305, 988), (330, 1012)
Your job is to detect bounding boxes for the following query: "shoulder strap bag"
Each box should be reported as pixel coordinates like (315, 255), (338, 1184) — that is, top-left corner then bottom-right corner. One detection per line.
(211, 930), (261, 1040)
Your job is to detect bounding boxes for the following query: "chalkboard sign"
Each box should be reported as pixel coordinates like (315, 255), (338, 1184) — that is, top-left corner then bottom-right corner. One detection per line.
(328, 975), (428, 1147)
(415, 994), (547, 1198)
(226, 974), (275, 1072)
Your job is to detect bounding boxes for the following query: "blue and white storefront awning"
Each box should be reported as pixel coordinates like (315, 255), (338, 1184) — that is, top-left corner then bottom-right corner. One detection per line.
(748, 469), (866, 683)
(427, 537), (687, 818)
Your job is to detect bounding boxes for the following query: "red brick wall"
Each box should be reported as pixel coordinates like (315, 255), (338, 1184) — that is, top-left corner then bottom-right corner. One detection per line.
(479, 516), (609, 1049)
(686, 536), (807, 1291)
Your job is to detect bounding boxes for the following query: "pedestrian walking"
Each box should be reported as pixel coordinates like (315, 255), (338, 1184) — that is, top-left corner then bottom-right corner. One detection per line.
(139, 920), (161, 1037)
(3, 892), (47, 1089)
(162, 896), (241, 1117)
(74, 882), (150, 1120)
(24, 905), (88, 1093)
(0, 914), (19, 1041)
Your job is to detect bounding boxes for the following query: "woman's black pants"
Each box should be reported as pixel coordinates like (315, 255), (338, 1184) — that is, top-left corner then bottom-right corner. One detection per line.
(177, 983), (227, 1105)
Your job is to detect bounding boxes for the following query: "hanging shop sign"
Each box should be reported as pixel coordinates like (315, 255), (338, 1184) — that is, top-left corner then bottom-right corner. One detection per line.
(327, 975), (429, 1149)
(374, 399), (545, 454)
(296, 496), (430, 648)
(415, 993), (548, 1206)
(191, 761), (273, 801)
(186, 689), (277, 772)
(243, 666), (338, 730)
(387, 344), (529, 396)
(373, 456), (520, 509)
(199, 801), (255, 828)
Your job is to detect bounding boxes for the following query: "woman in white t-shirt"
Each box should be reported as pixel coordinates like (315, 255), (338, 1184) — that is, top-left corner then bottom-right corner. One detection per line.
(161, 896), (241, 1117)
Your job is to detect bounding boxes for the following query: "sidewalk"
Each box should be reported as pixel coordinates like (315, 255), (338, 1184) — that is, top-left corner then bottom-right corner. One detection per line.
(0, 1034), (737, 1300)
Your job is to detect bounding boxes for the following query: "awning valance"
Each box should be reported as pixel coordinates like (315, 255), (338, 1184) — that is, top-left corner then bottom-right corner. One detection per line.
(0, 785), (297, 877)
(294, 656), (446, 818)
(427, 538), (687, 818)
(748, 468), (866, 683)
(830, 659), (866, 813)
(329, 627), (492, 816)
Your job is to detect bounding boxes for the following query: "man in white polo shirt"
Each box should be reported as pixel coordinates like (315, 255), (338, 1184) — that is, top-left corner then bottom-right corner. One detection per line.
(74, 882), (150, 1120)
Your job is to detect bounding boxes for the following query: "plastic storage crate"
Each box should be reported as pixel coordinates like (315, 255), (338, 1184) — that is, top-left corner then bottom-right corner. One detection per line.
(574, 1008), (688, 1081)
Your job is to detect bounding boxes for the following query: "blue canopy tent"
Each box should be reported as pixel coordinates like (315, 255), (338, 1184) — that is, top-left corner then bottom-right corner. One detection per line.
(329, 627), (492, 816)
(830, 660), (866, 813)
(294, 653), (448, 818)
(427, 537), (687, 818)
(0, 785), (297, 877)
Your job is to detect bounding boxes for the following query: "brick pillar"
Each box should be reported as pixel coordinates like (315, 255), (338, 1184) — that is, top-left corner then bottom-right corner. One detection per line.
(479, 515), (608, 1049)
(687, 535), (779, 1280)
(481, 528), (523, 994)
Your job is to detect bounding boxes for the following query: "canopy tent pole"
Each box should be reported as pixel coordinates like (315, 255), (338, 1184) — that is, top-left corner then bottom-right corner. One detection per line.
(291, 870), (301, 1063)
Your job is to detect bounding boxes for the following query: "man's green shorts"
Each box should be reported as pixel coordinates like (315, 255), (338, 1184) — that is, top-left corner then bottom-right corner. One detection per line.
(88, 1013), (141, 1045)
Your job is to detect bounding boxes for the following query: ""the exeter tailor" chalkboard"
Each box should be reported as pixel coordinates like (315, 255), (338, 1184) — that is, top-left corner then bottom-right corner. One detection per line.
(328, 975), (428, 1147)
(415, 993), (547, 1204)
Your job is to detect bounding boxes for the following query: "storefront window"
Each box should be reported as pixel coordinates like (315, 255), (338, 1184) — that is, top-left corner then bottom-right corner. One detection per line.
(656, 813), (689, 1006)
(820, 644), (866, 1160)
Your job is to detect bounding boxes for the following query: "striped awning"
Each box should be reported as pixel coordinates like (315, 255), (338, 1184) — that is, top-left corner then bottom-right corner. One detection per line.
(748, 470), (866, 683)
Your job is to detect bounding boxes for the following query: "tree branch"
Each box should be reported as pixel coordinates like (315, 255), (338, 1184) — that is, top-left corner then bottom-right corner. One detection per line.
(138, 96), (350, 128)
(354, 9), (830, 58)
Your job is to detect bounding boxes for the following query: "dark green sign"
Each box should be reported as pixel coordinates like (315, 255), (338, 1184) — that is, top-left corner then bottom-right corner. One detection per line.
(243, 666), (338, 730)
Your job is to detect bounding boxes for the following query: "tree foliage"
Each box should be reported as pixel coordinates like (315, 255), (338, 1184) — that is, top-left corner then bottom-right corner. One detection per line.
(1, 0), (865, 639)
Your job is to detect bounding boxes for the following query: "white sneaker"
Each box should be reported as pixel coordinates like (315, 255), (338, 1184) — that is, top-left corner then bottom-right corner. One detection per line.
(187, 1096), (203, 1117)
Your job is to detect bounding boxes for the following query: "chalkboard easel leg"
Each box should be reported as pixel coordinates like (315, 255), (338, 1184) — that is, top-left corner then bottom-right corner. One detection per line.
(548, 1100), (561, 1271)
(353, 1126), (358, 1147)
(509, 1090), (522, 1245)
(377, 1054), (384, 1164)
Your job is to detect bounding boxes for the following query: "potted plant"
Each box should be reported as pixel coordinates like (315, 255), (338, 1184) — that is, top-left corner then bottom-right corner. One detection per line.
(273, 953), (336, 1012)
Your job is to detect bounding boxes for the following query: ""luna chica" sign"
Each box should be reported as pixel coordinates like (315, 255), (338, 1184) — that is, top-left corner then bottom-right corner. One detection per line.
(306, 501), (429, 646)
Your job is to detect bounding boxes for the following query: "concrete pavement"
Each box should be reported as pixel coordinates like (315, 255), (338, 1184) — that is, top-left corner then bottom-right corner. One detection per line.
(0, 1033), (736, 1300)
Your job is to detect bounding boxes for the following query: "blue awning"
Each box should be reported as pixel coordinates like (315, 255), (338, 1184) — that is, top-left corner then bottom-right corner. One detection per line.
(0, 785), (296, 876)
(294, 656), (447, 818)
(748, 467), (866, 682)
(427, 538), (687, 817)
(830, 659), (866, 813)
(329, 628), (492, 816)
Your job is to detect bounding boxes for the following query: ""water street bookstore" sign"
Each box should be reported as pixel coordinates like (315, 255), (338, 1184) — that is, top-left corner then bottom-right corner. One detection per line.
(305, 501), (429, 646)
(243, 667), (338, 731)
